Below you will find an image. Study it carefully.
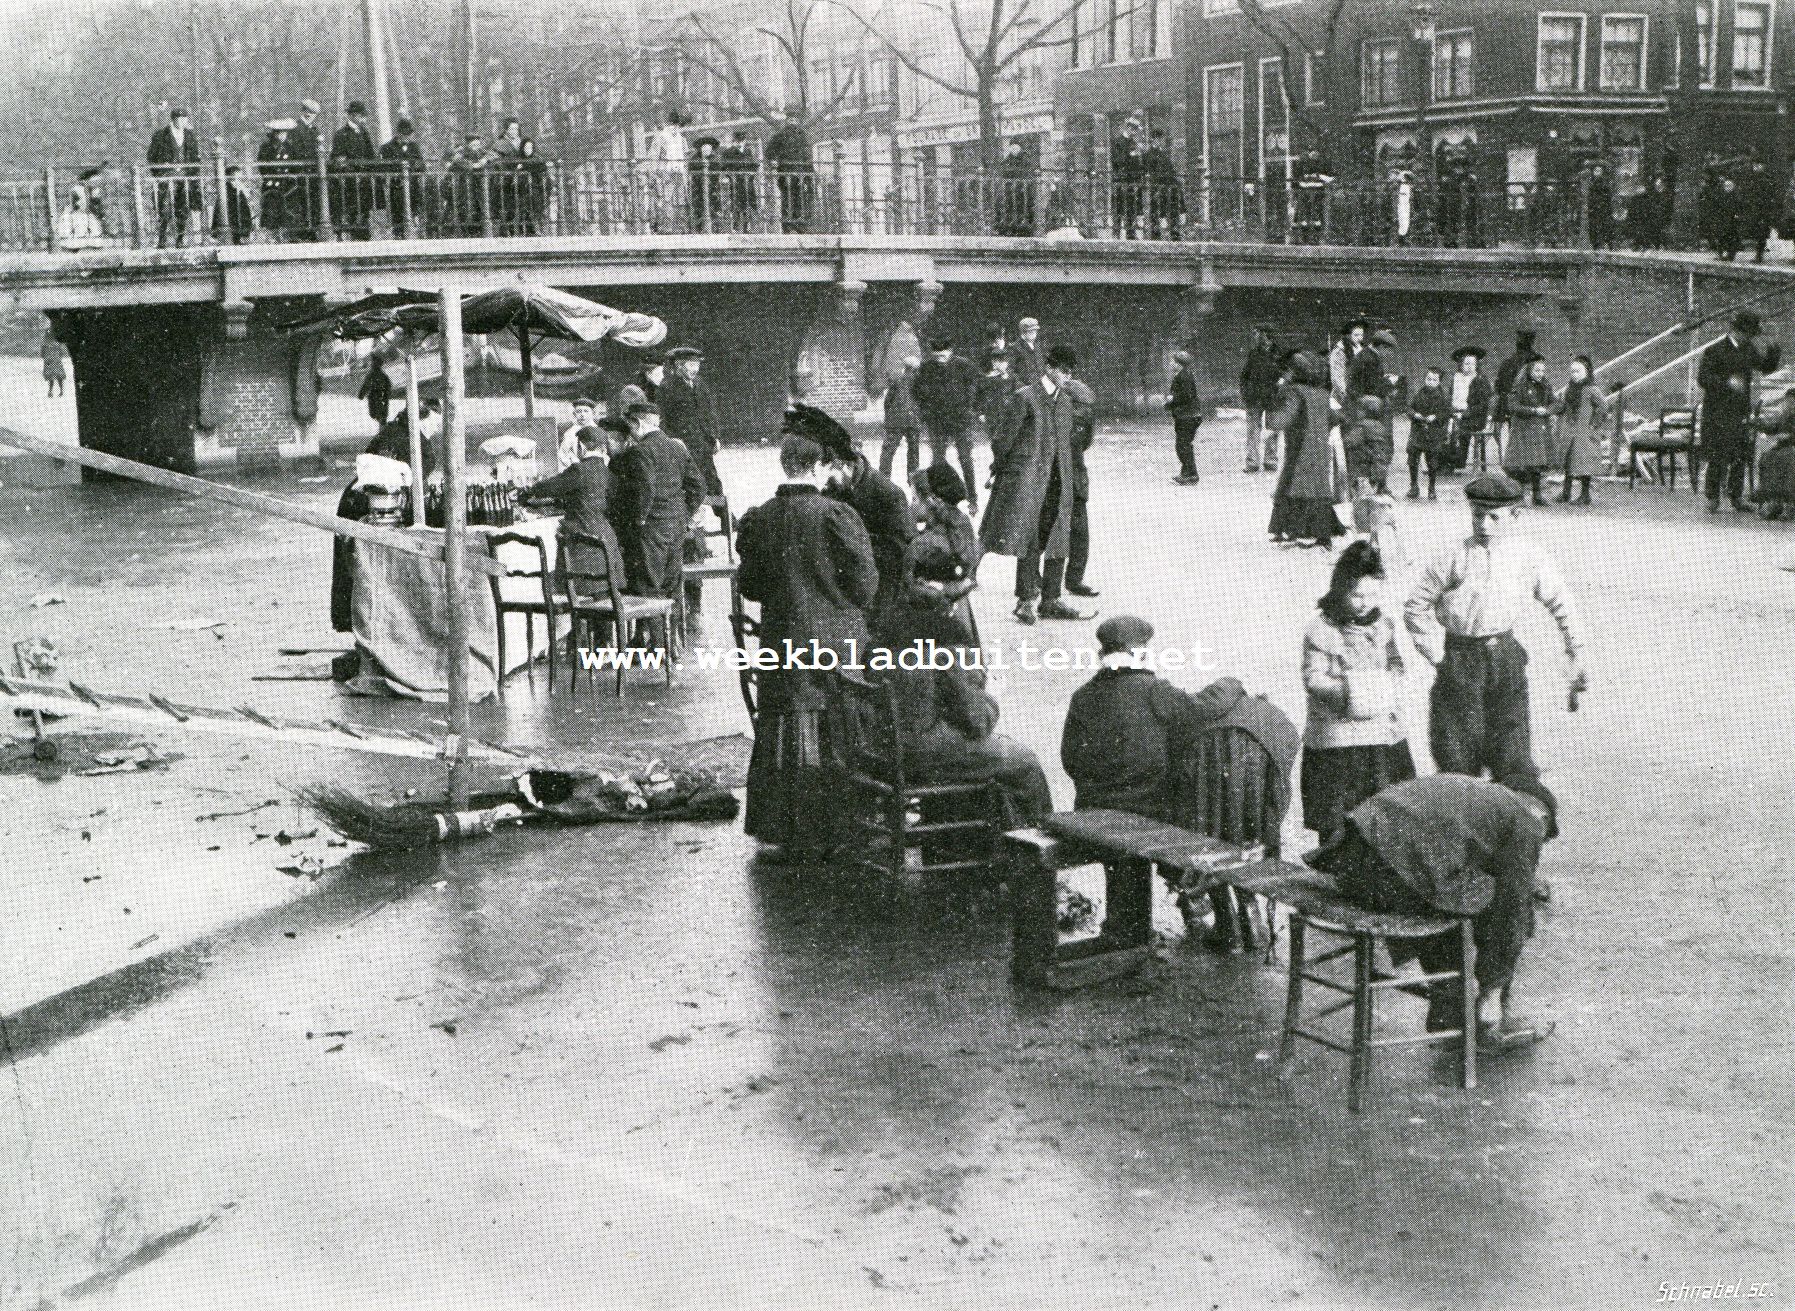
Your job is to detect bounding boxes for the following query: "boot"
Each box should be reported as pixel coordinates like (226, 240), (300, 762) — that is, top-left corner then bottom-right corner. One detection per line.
(1427, 477), (1438, 500)
(1013, 599), (1038, 626)
(1406, 480), (1420, 500)
(1575, 480), (1591, 506)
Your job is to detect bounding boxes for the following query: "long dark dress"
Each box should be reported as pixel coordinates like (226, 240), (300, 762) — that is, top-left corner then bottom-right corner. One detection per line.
(738, 484), (879, 856)
(1267, 382), (1342, 544)
(330, 422), (434, 633)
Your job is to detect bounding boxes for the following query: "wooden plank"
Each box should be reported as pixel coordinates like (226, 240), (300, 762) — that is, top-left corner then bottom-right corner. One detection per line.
(0, 426), (505, 579)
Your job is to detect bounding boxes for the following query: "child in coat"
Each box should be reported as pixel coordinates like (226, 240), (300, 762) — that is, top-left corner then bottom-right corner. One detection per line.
(1344, 394), (1394, 494)
(1406, 366), (1449, 500)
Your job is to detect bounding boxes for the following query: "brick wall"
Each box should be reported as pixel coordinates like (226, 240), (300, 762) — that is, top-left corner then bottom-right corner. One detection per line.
(191, 330), (319, 471)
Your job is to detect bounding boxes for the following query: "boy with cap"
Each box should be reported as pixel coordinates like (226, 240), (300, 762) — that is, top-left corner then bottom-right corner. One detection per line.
(1343, 394), (1393, 493)
(1009, 318), (1046, 386)
(1308, 770), (1560, 1051)
(519, 419), (622, 544)
(1405, 472), (1587, 783)
(1060, 615), (1245, 822)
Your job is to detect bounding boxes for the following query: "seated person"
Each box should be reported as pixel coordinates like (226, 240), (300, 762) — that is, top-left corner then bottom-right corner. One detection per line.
(872, 545), (1051, 829)
(1061, 614), (1296, 951)
(331, 400), (443, 633)
(1754, 390), (1795, 520)
(1307, 770), (1559, 1053)
(1060, 614), (1242, 823)
(905, 462), (981, 628)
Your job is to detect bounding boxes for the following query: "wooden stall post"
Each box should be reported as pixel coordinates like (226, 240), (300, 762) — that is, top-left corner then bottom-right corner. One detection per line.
(405, 353), (426, 526)
(439, 287), (472, 806)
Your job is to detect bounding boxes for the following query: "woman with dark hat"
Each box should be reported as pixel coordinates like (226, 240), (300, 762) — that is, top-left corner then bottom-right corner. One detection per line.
(1445, 345), (1492, 472)
(1266, 351), (1343, 548)
(785, 403), (915, 620)
(1555, 354), (1606, 505)
(1300, 540), (1414, 843)
(904, 462), (982, 635)
(1503, 357), (1557, 505)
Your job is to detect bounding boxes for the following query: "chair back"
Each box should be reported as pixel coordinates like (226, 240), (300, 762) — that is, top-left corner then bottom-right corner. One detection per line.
(1182, 725), (1285, 857)
(699, 493), (736, 564)
(557, 525), (628, 614)
(834, 669), (908, 796)
(1659, 406), (1698, 447)
(484, 530), (557, 616)
(730, 606), (761, 721)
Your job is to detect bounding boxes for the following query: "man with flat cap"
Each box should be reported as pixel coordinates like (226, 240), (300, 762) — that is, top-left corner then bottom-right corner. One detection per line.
(1406, 472), (1587, 787)
(1698, 310), (1782, 513)
(610, 403), (707, 601)
(657, 346), (723, 497)
(982, 344), (1092, 625)
(331, 100), (378, 239)
(1308, 769), (1560, 1051)
(1008, 317), (1046, 387)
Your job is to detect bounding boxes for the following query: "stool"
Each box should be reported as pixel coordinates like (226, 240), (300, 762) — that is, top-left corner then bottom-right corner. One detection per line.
(1274, 873), (1476, 1112)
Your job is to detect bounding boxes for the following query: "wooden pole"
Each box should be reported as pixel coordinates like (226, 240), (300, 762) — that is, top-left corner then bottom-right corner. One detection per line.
(519, 327), (535, 418)
(439, 288), (471, 806)
(0, 426), (503, 577)
(405, 353), (425, 526)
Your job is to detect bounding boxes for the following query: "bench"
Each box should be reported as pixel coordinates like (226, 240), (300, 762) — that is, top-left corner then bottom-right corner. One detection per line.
(1002, 809), (1264, 990)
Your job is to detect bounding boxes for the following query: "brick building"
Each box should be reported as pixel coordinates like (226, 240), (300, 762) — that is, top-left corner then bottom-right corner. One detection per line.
(1183, 0), (1794, 198)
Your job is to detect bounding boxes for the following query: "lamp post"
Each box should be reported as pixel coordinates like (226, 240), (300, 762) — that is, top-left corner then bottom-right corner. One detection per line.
(1410, 0), (1438, 235)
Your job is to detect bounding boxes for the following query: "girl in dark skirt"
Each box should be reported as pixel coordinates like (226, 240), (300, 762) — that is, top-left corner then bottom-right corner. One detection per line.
(1299, 539), (1415, 841)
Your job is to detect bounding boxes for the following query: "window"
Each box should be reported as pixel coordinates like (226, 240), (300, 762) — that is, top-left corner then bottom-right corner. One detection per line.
(1433, 29), (1473, 100)
(1696, 2), (1717, 85)
(864, 54), (895, 110)
(1536, 13), (1586, 91)
(1203, 63), (1245, 186)
(1733, 1), (1771, 87)
(1207, 64), (1243, 134)
(1598, 16), (1647, 90)
(1362, 38), (1403, 107)
(1305, 50), (1326, 105)
(1070, 0), (1168, 67)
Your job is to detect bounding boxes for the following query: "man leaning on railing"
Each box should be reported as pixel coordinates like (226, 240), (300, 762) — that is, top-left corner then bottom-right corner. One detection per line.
(147, 106), (201, 248)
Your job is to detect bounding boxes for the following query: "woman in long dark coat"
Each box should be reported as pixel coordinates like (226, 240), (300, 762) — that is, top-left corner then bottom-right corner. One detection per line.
(1554, 354), (1606, 506)
(1266, 351), (1342, 548)
(738, 434), (880, 861)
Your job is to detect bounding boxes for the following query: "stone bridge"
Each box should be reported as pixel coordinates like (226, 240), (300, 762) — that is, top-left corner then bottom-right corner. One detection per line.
(1, 232), (1780, 472)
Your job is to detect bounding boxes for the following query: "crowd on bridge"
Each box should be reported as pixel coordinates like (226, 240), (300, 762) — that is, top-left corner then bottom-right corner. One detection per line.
(22, 94), (1795, 259)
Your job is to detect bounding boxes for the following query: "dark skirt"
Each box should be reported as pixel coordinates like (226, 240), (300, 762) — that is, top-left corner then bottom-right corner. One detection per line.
(1300, 740), (1416, 840)
(743, 670), (849, 856)
(1269, 495), (1343, 544)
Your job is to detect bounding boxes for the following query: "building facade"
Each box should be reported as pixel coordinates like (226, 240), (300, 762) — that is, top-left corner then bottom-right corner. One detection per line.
(1181, 0), (1793, 198)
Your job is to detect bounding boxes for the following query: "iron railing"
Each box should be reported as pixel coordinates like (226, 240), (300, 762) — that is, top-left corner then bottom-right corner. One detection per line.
(3, 154), (1606, 254)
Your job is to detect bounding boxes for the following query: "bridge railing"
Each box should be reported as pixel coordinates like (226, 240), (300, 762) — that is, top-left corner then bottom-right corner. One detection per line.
(4, 155), (1595, 254)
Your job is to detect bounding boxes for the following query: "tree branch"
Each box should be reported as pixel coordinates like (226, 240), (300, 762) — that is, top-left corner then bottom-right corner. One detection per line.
(825, 1), (980, 100)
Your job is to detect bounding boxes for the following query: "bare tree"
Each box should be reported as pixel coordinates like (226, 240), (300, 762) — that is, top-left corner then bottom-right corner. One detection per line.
(1235, 0), (1353, 168)
(677, 0), (864, 129)
(831, 0), (1096, 172)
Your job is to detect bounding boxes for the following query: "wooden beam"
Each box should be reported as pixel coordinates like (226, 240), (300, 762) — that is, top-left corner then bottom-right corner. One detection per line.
(0, 427), (504, 578)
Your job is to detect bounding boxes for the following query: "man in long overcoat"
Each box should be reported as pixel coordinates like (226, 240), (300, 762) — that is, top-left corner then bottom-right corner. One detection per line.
(1698, 310), (1782, 512)
(147, 108), (201, 247)
(330, 100), (379, 240)
(609, 404), (706, 597)
(980, 344), (1091, 625)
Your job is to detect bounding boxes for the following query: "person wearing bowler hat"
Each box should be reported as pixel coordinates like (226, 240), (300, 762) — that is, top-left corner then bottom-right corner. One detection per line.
(1444, 345), (1492, 472)
(1405, 472), (1587, 791)
(1697, 310), (1782, 513)
(331, 99), (379, 239)
(380, 117), (426, 237)
(658, 346), (722, 496)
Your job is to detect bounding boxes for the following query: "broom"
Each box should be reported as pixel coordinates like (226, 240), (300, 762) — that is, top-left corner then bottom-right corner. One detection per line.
(296, 785), (530, 851)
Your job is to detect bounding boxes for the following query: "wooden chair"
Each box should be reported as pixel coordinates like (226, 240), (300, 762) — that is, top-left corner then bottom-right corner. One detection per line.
(679, 494), (741, 631)
(835, 669), (1001, 880)
(557, 527), (675, 698)
(483, 531), (562, 696)
(729, 605), (760, 724)
(1180, 725), (1290, 955)
(1268, 869), (1477, 1113)
(1630, 406), (1696, 490)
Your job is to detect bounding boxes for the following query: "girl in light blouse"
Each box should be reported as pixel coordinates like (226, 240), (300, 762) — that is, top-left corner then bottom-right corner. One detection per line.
(1300, 540), (1414, 842)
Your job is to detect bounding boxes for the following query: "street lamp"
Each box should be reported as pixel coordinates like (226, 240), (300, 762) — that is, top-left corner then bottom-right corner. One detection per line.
(1410, 1), (1438, 199)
